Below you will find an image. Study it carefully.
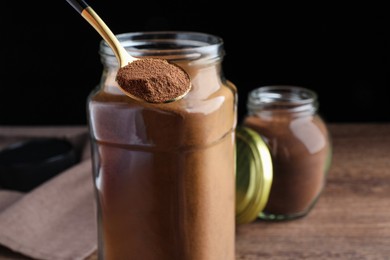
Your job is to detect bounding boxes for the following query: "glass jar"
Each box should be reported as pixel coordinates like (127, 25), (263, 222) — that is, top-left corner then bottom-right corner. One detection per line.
(242, 85), (332, 220)
(87, 32), (237, 259)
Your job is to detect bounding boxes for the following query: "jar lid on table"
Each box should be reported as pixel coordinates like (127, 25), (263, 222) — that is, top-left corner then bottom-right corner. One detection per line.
(235, 126), (273, 224)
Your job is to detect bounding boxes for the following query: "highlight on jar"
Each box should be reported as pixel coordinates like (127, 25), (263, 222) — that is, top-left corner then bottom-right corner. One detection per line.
(235, 85), (333, 224)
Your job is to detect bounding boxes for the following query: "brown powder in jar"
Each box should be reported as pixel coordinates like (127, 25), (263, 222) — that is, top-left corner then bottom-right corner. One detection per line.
(89, 59), (237, 259)
(243, 113), (330, 217)
(115, 58), (191, 103)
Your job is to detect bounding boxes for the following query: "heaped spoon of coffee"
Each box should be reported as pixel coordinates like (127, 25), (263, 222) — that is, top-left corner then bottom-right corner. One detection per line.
(66, 0), (191, 103)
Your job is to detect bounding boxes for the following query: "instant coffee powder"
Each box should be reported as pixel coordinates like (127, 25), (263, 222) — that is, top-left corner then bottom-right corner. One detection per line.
(116, 58), (191, 103)
(87, 32), (237, 259)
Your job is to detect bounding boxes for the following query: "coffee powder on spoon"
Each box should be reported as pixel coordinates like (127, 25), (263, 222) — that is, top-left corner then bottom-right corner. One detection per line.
(116, 58), (191, 103)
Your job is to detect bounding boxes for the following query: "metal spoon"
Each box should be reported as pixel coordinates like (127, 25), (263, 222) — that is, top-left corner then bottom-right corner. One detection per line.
(66, 0), (191, 103)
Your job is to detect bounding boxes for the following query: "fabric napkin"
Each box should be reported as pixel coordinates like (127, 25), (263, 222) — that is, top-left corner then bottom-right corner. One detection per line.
(0, 127), (97, 260)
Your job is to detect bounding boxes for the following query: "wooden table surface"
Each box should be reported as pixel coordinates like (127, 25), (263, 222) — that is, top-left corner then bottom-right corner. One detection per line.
(1, 123), (390, 259)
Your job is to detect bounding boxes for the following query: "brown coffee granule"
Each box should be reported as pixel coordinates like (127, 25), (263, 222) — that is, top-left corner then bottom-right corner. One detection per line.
(116, 58), (191, 103)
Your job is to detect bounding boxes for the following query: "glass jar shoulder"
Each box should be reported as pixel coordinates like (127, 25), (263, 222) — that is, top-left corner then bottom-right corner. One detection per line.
(243, 114), (329, 156)
(88, 79), (237, 149)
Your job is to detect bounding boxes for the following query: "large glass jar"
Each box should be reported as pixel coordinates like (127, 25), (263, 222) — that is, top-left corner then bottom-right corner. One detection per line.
(87, 32), (237, 259)
(242, 85), (332, 220)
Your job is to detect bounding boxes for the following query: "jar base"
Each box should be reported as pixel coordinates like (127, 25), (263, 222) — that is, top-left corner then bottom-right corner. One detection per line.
(258, 211), (309, 221)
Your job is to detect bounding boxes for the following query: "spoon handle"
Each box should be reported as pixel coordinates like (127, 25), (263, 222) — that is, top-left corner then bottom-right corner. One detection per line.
(66, 0), (88, 14)
(66, 0), (136, 66)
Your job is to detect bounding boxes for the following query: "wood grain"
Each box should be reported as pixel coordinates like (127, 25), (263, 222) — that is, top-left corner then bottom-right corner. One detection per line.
(1, 124), (390, 259)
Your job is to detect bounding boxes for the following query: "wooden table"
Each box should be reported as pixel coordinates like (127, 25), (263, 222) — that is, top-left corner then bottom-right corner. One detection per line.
(1, 124), (390, 259)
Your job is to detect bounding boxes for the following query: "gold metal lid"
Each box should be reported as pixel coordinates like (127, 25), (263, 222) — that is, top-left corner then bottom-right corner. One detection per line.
(235, 126), (273, 224)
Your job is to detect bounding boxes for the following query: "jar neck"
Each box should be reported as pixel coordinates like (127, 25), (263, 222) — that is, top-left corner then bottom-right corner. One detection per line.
(99, 31), (225, 69)
(247, 86), (318, 118)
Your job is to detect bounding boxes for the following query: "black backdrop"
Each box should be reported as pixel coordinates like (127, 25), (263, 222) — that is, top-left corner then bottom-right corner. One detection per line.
(1, 2), (388, 125)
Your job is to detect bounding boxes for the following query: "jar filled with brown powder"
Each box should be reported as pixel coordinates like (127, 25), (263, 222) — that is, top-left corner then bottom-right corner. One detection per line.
(87, 32), (237, 259)
(242, 85), (332, 220)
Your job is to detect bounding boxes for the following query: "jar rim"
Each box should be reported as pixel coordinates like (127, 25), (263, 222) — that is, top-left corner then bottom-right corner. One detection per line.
(99, 31), (224, 62)
(249, 85), (317, 104)
(247, 85), (318, 114)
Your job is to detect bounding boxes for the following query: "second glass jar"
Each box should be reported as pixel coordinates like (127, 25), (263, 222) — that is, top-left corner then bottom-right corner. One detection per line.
(242, 85), (332, 220)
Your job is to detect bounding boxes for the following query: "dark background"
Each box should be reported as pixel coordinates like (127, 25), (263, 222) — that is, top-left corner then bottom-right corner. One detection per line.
(1, 2), (388, 125)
